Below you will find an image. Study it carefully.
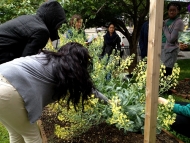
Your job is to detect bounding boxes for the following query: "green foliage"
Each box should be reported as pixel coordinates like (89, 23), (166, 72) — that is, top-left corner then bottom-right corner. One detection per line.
(0, 26), (186, 143)
(0, 0), (44, 23)
(45, 33), (180, 140)
(0, 123), (9, 143)
(133, 58), (180, 95)
(178, 31), (190, 45)
(177, 59), (190, 81)
(49, 96), (106, 140)
(62, 0), (149, 29)
(170, 130), (190, 143)
(157, 96), (176, 131)
(0, 0), (189, 141)
(107, 83), (145, 132)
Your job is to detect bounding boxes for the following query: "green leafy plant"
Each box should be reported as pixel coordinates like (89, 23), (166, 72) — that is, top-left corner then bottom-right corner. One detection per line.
(178, 31), (190, 51)
(179, 31), (190, 45)
(45, 32), (180, 140)
(157, 95), (176, 131)
(133, 58), (180, 95)
(0, 0), (44, 23)
(49, 96), (105, 140)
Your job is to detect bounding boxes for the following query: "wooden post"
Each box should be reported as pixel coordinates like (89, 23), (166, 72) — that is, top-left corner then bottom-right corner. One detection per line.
(144, 0), (164, 143)
(37, 120), (48, 143)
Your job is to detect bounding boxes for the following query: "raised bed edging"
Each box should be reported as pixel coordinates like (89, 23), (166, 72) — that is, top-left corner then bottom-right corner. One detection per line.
(37, 120), (48, 143)
(162, 129), (184, 143)
(38, 119), (184, 143)
(169, 78), (190, 100)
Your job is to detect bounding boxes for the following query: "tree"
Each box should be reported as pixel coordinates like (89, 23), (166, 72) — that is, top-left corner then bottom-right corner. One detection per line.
(62, 0), (189, 71)
(63, 0), (149, 72)
(0, 0), (44, 23)
(1, 0), (188, 71)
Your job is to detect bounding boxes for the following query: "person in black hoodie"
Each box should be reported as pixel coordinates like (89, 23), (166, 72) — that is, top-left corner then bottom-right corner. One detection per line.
(0, 0), (66, 64)
(101, 22), (121, 57)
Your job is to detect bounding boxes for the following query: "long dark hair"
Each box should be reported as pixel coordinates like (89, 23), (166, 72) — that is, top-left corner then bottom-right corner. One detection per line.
(43, 42), (94, 110)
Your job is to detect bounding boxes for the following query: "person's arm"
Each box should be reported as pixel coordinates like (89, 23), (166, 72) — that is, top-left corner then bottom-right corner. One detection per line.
(164, 20), (184, 43)
(173, 103), (190, 118)
(92, 88), (108, 103)
(158, 97), (190, 118)
(158, 97), (168, 104)
(22, 30), (49, 56)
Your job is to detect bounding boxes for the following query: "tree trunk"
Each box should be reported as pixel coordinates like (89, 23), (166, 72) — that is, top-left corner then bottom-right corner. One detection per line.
(128, 35), (138, 74)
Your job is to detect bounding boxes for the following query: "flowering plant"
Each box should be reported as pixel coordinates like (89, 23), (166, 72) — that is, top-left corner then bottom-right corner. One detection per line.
(45, 30), (179, 140)
(133, 58), (180, 95)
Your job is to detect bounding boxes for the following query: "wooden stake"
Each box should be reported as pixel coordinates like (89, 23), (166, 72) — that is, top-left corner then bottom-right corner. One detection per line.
(144, 0), (164, 143)
(37, 120), (48, 143)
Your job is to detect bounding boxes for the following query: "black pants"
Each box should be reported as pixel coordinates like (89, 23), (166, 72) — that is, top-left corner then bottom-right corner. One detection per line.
(165, 67), (173, 76)
(170, 102), (190, 138)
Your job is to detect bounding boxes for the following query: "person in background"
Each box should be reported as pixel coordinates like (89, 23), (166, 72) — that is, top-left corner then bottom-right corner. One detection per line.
(0, 42), (108, 143)
(100, 23), (121, 80)
(158, 97), (190, 138)
(161, 2), (184, 76)
(66, 14), (95, 44)
(100, 22), (121, 57)
(0, 0), (66, 64)
(139, 21), (149, 59)
(66, 14), (86, 40)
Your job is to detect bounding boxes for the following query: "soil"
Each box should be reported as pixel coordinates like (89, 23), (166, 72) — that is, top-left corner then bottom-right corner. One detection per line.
(40, 108), (179, 143)
(40, 78), (190, 143)
(170, 78), (190, 99)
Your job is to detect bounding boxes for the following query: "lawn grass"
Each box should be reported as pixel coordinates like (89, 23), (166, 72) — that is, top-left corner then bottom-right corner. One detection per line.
(0, 59), (189, 142)
(0, 123), (9, 143)
(176, 59), (190, 81)
(173, 59), (190, 103)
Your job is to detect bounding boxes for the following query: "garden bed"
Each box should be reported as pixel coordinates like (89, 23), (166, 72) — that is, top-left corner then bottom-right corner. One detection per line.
(39, 107), (182, 143)
(170, 78), (190, 99)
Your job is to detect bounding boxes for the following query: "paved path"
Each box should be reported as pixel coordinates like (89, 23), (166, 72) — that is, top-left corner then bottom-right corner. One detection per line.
(178, 51), (190, 60)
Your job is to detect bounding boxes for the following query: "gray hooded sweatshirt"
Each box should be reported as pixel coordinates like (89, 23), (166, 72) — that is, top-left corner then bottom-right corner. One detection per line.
(0, 53), (56, 123)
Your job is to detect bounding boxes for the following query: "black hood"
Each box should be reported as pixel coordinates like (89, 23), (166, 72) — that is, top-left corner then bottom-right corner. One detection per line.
(36, 0), (66, 41)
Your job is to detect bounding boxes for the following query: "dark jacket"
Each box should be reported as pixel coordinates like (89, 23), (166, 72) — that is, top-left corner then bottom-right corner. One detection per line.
(139, 21), (149, 59)
(66, 28), (86, 41)
(0, 0), (66, 64)
(101, 31), (121, 57)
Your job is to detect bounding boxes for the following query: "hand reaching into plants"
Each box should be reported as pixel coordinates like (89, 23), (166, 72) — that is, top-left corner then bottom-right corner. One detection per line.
(92, 89), (109, 103)
(158, 97), (168, 104)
